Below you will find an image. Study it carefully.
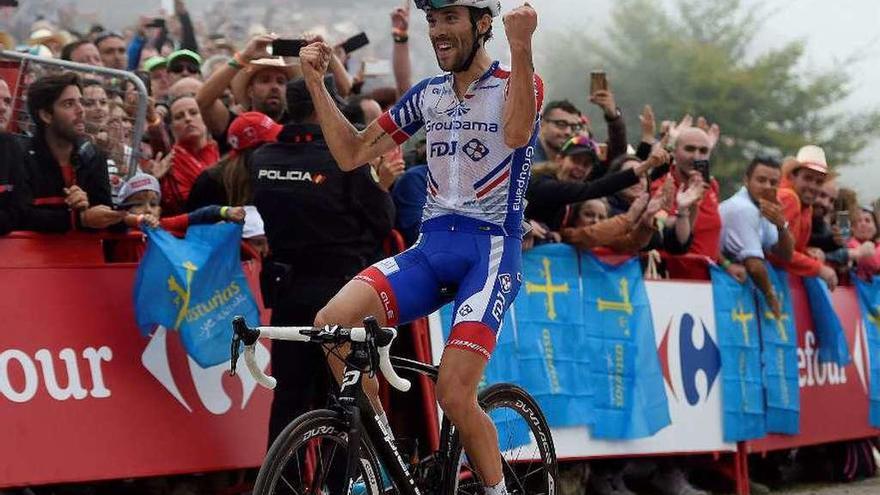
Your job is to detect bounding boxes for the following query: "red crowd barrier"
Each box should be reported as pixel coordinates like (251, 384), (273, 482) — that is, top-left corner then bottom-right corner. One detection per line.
(1, 233), (878, 493)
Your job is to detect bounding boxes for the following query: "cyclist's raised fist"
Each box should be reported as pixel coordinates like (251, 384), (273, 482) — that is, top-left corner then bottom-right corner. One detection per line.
(503, 3), (537, 48)
(300, 42), (331, 81)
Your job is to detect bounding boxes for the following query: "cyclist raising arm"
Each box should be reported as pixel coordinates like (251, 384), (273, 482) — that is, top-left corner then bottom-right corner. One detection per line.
(299, 2), (540, 494)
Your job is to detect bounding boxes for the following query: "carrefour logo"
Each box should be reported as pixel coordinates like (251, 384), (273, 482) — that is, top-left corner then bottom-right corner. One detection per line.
(141, 326), (270, 414)
(658, 313), (721, 405)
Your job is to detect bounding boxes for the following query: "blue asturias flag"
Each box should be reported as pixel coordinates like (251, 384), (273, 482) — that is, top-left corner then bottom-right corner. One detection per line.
(803, 276), (851, 366)
(710, 265), (766, 442)
(853, 275), (880, 428)
(515, 243), (589, 427)
(756, 266), (800, 435)
(133, 223), (260, 367)
(582, 253), (670, 439)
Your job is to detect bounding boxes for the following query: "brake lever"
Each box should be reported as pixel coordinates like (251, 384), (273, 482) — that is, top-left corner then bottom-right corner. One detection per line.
(229, 331), (242, 376)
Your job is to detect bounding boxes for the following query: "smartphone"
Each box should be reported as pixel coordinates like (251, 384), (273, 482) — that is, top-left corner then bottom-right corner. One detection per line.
(692, 159), (710, 183)
(271, 39), (308, 57)
(589, 70), (607, 95)
(145, 17), (166, 29)
(837, 211), (851, 239)
(596, 143), (608, 162)
(340, 32), (369, 54)
(759, 186), (778, 203)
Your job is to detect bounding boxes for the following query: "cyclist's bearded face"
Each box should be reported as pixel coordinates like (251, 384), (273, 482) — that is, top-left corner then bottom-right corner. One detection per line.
(427, 7), (480, 72)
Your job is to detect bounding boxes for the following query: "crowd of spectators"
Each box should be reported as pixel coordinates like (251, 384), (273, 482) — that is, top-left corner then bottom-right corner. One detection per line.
(1, 1), (879, 494)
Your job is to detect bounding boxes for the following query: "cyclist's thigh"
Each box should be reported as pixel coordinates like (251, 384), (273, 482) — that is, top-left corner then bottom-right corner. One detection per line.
(342, 242), (445, 327)
(316, 276), (391, 327)
(448, 235), (522, 359)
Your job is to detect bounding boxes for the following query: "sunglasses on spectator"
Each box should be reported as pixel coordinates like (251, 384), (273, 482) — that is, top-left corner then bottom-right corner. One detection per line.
(169, 63), (200, 75)
(544, 119), (584, 132)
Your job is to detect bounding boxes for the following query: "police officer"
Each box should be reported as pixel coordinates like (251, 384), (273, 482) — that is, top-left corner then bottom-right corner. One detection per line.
(251, 75), (395, 444)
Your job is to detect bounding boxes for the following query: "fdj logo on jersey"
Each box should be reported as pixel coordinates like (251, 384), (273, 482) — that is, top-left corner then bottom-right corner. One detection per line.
(431, 141), (457, 158)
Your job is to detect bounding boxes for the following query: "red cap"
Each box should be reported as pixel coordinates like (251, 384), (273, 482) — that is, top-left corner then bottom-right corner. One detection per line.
(227, 112), (282, 151)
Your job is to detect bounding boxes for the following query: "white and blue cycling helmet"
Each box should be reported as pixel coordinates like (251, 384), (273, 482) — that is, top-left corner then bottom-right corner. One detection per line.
(414, 0), (502, 72)
(414, 0), (502, 17)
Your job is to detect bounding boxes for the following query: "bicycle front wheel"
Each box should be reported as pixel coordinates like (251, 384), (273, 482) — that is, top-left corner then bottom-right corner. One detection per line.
(254, 409), (383, 495)
(443, 383), (558, 495)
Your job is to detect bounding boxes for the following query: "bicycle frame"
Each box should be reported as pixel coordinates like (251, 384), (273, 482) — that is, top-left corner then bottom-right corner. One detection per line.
(339, 348), (427, 495)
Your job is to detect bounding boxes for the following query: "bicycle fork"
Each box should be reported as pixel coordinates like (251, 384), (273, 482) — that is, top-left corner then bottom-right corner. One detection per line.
(342, 396), (363, 495)
(341, 341), (422, 495)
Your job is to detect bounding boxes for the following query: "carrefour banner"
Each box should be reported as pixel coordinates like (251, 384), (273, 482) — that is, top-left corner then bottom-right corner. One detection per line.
(582, 254), (670, 439)
(853, 276), (880, 427)
(133, 223), (260, 367)
(757, 266), (800, 435)
(710, 266), (765, 442)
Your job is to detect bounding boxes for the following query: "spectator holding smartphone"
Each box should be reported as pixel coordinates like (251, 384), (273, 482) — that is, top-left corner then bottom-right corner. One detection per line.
(719, 157), (795, 315)
(651, 126), (720, 261)
(197, 34), (298, 153)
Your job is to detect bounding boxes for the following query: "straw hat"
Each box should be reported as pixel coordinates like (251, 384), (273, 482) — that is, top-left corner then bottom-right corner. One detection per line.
(794, 145), (829, 175)
(27, 28), (65, 48)
(230, 57), (300, 109)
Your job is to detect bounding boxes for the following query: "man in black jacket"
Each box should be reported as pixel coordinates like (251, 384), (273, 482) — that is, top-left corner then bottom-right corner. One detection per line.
(0, 133), (28, 235)
(251, 76), (395, 445)
(21, 72), (123, 232)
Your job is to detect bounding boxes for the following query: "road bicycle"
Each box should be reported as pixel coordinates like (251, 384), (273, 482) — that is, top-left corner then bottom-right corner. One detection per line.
(230, 315), (557, 494)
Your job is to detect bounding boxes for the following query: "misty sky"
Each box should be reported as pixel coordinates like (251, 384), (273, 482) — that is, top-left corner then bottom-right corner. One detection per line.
(538, 0), (880, 198)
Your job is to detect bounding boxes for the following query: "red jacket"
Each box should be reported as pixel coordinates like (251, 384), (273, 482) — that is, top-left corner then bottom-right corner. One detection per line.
(160, 141), (220, 216)
(768, 187), (821, 276)
(651, 171), (721, 260)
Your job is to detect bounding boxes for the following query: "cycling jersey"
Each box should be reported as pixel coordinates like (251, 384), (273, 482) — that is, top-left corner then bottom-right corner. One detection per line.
(378, 60), (544, 238)
(357, 62), (543, 360)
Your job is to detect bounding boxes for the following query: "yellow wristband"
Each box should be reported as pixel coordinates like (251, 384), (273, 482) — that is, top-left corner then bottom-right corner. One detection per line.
(220, 206), (229, 219)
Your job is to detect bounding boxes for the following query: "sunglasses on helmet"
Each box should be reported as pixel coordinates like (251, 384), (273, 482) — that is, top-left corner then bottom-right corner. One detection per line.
(415, 0), (462, 9)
